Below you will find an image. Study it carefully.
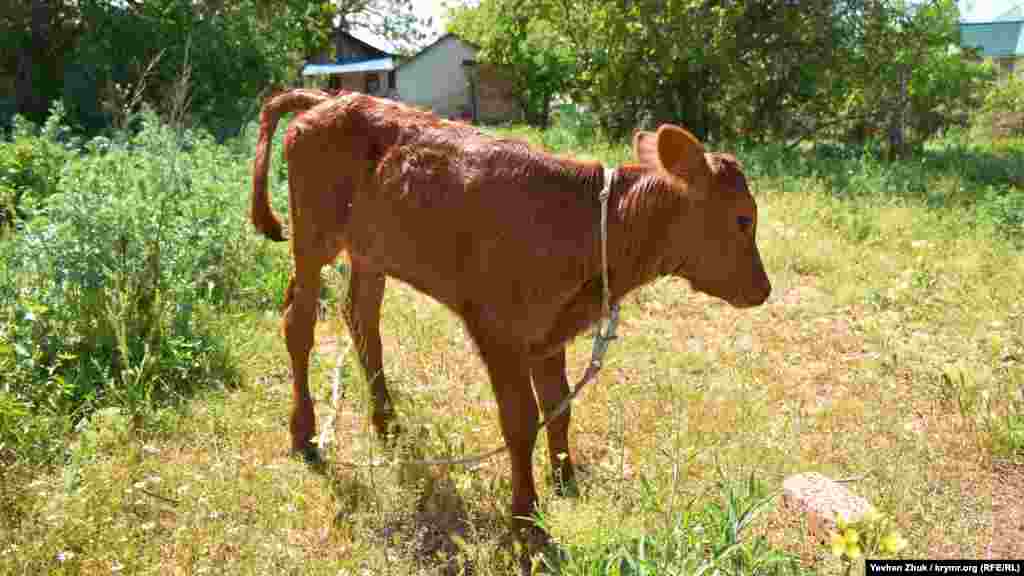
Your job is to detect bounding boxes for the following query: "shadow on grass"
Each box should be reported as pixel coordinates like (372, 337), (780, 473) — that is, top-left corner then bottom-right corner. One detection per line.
(302, 446), (528, 575)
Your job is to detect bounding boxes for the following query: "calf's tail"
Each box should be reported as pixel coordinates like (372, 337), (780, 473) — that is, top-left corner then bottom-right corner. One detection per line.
(250, 89), (333, 242)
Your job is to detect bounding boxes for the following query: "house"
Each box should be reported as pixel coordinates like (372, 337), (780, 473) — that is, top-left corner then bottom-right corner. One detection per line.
(303, 31), (520, 124)
(960, 6), (1024, 79)
(302, 29), (397, 97)
(394, 33), (520, 124)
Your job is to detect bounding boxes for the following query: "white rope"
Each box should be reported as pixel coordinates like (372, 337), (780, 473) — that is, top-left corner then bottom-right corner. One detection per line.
(599, 166), (615, 318)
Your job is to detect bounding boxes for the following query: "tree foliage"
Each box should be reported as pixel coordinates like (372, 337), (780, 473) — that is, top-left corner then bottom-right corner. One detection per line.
(449, 0), (993, 149)
(449, 0), (575, 127)
(1, 0), (81, 123)
(334, 0), (433, 53)
(1, 0), (431, 136)
(66, 0), (311, 136)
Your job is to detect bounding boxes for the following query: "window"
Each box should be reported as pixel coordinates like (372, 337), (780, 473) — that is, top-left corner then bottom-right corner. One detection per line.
(366, 73), (380, 94)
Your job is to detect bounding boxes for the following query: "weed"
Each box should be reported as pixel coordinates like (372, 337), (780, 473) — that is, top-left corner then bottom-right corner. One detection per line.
(535, 474), (802, 575)
(0, 99), (283, 469)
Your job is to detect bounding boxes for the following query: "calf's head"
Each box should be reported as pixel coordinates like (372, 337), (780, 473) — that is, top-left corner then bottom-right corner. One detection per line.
(633, 125), (771, 308)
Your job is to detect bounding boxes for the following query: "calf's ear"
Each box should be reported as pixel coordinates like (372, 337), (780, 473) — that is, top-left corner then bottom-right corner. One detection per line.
(656, 125), (711, 200)
(633, 131), (658, 166)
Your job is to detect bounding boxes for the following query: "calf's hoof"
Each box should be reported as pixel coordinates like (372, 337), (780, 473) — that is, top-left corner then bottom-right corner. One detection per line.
(501, 521), (551, 574)
(289, 427), (320, 463)
(293, 444), (322, 464)
(372, 410), (403, 445)
(289, 405), (317, 459)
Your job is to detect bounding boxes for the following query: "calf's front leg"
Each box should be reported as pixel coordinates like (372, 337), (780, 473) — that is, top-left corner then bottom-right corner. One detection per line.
(531, 348), (575, 492)
(477, 341), (541, 531)
(341, 258), (397, 438)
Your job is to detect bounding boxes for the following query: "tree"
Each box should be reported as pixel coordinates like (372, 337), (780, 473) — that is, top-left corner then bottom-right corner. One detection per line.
(16, 0), (46, 121)
(333, 0), (432, 53)
(797, 0), (990, 153)
(60, 0), (314, 135)
(1, 0), (433, 135)
(3, 0), (80, 124)
(449, 0), (575, 127)
(451, 0), (990, 149)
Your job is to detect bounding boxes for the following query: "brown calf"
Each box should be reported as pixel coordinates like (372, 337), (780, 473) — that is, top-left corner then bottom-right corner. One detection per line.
(250, 89), (771, 528)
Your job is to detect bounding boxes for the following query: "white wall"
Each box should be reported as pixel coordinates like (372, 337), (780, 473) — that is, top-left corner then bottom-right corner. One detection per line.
(395, 36), (477, 118)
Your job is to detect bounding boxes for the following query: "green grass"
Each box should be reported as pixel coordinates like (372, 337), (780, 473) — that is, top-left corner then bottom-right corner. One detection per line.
(2, 111), (1023, 574)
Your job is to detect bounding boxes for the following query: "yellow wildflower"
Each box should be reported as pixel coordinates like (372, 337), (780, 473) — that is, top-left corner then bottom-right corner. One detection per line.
(880, 532), (908, 554)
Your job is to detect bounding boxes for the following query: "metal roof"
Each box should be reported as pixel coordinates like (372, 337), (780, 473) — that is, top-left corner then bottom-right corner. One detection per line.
(960, 20), (1024, 57)
(338, 30), (397, 57)
(394, 34), (478, 71)
(302, 57), (396, 77)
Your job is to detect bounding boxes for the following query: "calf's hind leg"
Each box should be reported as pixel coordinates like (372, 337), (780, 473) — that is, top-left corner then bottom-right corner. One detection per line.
(282, 263), (322, 456)
(341, 258), (397, 437)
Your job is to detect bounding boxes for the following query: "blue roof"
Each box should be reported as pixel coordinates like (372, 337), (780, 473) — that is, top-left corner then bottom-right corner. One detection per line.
(302, 57), (395, 77)
(960, 20), (1024, 57)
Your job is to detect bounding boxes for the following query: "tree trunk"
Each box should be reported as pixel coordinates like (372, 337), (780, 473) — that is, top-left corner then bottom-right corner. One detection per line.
(887, 68), (907, 160)
(16, 0), (51, 120)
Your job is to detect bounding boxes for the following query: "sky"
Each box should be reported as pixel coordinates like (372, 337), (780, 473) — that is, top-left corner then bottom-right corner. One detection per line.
(960, 0), (1024, 21)
(418, 0), (452, 38)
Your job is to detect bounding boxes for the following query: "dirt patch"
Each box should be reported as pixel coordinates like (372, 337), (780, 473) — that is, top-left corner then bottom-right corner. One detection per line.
(989, 459), (1024, 557)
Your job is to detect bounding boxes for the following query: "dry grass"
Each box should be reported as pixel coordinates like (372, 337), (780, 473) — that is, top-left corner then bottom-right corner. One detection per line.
(3, 156), (1023, 575)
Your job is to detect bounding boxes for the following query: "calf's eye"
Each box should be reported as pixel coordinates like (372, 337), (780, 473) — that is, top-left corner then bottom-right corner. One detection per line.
(737, 215), (753, 229)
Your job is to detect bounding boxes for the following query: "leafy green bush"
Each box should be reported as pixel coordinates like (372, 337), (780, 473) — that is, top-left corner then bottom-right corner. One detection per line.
(977, 187), (1024, 244)
(0, 107), (289, 466)
(0, 103), (73, 230)
(725, 135), (1024, 244)
(974, 75), (1024, 138)
(543, 104), (600, 152)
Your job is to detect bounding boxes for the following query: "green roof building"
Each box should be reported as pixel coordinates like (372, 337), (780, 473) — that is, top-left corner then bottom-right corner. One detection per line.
(961, 5), (1024, 76)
